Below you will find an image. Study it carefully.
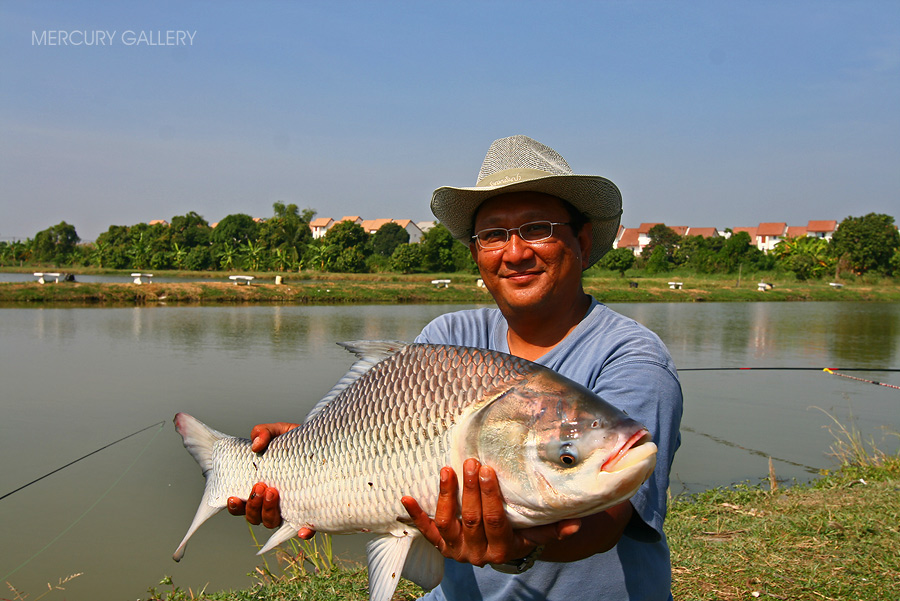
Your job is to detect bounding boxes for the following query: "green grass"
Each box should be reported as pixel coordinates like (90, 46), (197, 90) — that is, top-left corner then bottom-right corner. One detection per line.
(2, 269), (899, 305)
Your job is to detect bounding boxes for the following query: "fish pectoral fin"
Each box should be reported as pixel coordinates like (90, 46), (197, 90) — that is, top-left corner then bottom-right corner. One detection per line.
(366, 531), (417, 601)
(401, 533), (445, 591)
(257, 522), (301, 556)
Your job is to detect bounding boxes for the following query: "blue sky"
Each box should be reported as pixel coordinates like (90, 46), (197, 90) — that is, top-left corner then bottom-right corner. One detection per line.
(2, 0), (898, 241)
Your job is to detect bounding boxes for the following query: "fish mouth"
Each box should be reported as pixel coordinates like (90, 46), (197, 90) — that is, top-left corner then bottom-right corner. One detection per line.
(601, 429), (654, 473)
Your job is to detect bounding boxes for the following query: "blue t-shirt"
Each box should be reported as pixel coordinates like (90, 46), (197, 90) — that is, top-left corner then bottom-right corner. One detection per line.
(414, 298), (683, 601)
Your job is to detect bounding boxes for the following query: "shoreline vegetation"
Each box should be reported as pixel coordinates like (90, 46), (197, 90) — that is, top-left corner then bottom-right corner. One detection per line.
(2, 268), (900, 306)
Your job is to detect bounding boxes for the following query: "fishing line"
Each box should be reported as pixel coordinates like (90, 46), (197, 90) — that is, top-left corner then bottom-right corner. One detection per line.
(679, 367), (900, 372)
(680, 426), (820, 473)
(822, 368), (900, 390)
(1, 420), (166, 582)
(0, 420), (166, 501)
(678, 367), (899, 390)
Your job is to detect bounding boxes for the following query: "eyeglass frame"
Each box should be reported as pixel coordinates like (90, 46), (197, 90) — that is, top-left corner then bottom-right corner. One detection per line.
(471, 220), (573, 250)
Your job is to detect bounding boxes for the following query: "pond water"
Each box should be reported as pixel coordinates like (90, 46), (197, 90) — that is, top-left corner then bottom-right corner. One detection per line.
(1, 301), (897, 598)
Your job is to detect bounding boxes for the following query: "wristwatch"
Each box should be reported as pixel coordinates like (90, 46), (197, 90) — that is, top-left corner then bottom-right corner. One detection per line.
(489, 544), (545, 574)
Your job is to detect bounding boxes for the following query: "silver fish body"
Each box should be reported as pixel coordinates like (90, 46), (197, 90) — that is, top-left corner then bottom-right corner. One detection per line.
(174, 341), (657, 601)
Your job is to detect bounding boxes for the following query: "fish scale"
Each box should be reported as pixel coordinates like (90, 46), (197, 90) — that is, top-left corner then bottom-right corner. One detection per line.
(245, 344), (531, 534)
(174, 341), (657, 601)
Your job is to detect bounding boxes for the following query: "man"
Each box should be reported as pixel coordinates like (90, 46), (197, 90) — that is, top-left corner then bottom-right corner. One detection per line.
(231, 135), (683, 600)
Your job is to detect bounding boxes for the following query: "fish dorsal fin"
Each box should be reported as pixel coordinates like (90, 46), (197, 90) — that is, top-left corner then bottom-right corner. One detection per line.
(303, 340), (408, 423)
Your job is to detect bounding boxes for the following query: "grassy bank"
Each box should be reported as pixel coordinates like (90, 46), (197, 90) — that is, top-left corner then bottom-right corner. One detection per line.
(2, 269), (900, 305)
(134, 456), (899, 601)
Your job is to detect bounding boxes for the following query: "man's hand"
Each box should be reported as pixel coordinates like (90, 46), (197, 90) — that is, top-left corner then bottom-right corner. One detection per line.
(400, 458), (581, 567)
(226, 422), (316, 539)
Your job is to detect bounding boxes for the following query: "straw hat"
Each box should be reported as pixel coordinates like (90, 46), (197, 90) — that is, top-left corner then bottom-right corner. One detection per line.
(431, 136), (622, 267)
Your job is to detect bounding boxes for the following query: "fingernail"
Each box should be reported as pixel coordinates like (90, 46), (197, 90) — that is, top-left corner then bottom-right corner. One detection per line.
(265, 489), (275, 502)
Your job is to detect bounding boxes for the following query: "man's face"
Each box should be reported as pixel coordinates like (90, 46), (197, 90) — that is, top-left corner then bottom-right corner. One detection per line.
(470, 192), (592, 316)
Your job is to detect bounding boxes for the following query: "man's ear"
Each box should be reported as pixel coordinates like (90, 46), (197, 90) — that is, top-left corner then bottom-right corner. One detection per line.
(469, 241), (478, 263)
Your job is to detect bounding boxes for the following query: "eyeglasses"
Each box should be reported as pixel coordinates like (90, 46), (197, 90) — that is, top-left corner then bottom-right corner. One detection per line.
(472, 221), (572, 250)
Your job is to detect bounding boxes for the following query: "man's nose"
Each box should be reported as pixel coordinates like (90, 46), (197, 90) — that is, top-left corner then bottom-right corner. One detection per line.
(503, 231), (534, 260)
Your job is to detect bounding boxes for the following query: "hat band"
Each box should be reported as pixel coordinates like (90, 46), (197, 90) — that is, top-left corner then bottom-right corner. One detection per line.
(476, 168), (558, 188)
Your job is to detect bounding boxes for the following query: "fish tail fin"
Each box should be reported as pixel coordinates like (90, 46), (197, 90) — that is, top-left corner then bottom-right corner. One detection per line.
(172, 412), (231, 562)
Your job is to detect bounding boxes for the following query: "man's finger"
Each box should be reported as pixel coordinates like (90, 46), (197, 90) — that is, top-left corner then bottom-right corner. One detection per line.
(244, 482), (266, 525)
(458, 458), (488, 553)
(477, 464), (523, 562)
(260, 487), (282, 528)
(401, 496), (443, 548)
(432, 466), (462, 541)
(227, 496), (246, 516)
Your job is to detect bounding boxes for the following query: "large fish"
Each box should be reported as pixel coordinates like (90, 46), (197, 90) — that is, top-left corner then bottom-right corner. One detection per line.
(173, 341), (657, 601)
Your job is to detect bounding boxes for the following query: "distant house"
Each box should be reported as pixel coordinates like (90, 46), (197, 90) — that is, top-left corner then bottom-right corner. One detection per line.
(731, 226), (757, 242)
(756, 223), (787, 253)
(417, 220), (436, 234)
(309, 217), (334, 239)
(684, 227), (718, 239)
(310, 216), (425, 243)
(360, 218), (393, 234)
(786, 225), (808, 238)
(392, 219), (424, 244)
(636, 223), (661, 254)
(148, 219), (169, 227)
(807, 220), (837, 240)
(614, 227), (641, 255)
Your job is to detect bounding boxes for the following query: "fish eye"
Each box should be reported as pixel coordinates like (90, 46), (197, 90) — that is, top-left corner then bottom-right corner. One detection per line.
(559, 443), (578, 466)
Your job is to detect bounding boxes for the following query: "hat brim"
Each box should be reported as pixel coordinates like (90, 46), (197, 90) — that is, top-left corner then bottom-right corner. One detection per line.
(431, 174), (622, 268)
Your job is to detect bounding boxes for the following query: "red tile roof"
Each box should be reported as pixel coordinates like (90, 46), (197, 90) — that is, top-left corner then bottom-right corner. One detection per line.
(807, 220), (837, 232)
(686, 227), (718, 238)
(786, 225), (808, 238)
(757, 222), (787, 236)
(616, 228), (640, 248)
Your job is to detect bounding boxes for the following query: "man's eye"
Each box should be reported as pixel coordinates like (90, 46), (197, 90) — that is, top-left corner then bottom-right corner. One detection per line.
(523, 223), (551, 238)
(481, 229), (506, 242)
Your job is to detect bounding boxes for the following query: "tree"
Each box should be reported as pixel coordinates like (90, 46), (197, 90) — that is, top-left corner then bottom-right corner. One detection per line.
(645, 244), (671, 274)
(211, 214), (260, 247)
(715, 231), (773, 273)
(598, 247), (636, 276)
(773, 236), (835, 280)
(32, 221), (80, 265)
(419, 224), (464, 272)
(170, 212), (211, 249)
(259, 202), (312, 270)
(390, 243), (422, 273)
(240, 240), (266, 271)
(641, 224), (681, 260)
(324, 220), (369, 252)
(372, 222), (409, 257)
(830, 213), (900, 275)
